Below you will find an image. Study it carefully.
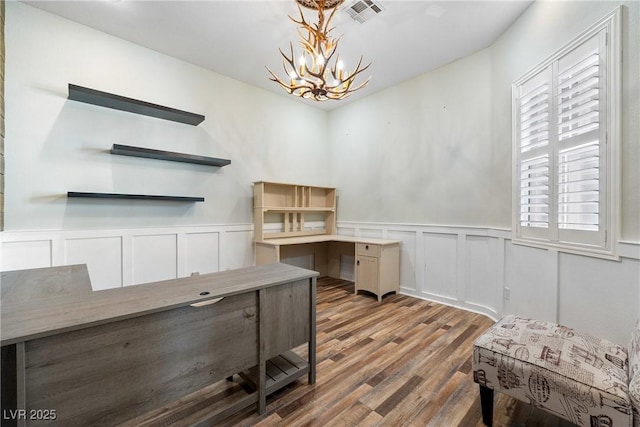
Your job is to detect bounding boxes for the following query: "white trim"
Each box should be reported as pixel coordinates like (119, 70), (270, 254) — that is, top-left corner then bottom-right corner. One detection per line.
(338, 220), (511, 236)
(401, 287), (499, 322)
(338, 220), (639, 259)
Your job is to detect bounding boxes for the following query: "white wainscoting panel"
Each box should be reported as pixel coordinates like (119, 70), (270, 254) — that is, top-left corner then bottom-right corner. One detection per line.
(465, 235), (500, 314)
(423, 233), (459, 301)
(503, 243), (558, 322)
(132, 234), (177, 285)
(387, 229), (417, 292)
(1, 224), (254, 291)
(557, 252), (640, 344)
(358, 228), (384, 239)
(65, 236), (122, 290)
(3, 239), (52, 271)
(185, 232), (220, 276)
(221, 229), (254, 271)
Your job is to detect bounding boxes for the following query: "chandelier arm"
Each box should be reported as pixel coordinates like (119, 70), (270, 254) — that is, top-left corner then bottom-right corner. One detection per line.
(342, 57), (372, 82)
(327, 76), (370, 95)
(304, 67), (328, 87)
(288, 2), (305, 25)
(329, 73), (371, 95)
(323, 6), (339, 32)
(290, 5), (315, 38)
(268, 69), (317, 95)
(294, 15), (316, 47)
(267, 72), (295, 94)
(268, 65), (293, 87)
(328, 63), (369, 89)
(278, 44), (300, 76)
(326, 62), (371, 93)
(298, 38), (316, 56)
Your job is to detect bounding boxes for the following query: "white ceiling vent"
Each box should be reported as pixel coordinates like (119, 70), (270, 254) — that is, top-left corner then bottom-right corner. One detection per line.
(344, 0), (384, 24)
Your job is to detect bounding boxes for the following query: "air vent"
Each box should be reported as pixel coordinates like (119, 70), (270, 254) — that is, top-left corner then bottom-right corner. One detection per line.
(344, 0), (384, 24)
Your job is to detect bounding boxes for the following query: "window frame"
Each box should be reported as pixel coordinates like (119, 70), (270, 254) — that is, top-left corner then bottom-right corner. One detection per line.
(511, 7), (621, 260)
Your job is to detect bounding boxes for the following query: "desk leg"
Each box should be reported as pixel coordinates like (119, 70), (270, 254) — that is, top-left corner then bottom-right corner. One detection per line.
(257, 289), (266, 414)
(16, 343), (26, 427)
(1, 343), (26, 427)
(308, 277), (317, 385)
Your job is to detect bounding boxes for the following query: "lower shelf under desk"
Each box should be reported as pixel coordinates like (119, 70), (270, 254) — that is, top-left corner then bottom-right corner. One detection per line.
(122, 351), (309, 426)
(238, 351), (310, 395)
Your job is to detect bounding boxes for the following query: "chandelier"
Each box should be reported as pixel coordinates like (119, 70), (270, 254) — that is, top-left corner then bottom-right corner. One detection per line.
(267, 0), (371, 101)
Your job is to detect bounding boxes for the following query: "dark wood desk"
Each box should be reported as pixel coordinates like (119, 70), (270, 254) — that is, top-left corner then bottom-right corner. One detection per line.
(1, 263), (318, 426)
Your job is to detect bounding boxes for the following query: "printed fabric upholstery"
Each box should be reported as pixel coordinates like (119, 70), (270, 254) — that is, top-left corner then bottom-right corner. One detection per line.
(473, 315), (631, 427)
(628, 319), (640, 427)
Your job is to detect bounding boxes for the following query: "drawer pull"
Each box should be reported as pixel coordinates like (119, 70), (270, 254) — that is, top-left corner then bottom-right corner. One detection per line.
(190, 297), (224, 307)
(365, 245), (369, 250)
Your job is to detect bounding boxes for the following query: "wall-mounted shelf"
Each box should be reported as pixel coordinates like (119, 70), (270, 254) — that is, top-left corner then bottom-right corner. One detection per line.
(67, 192), (204, 202)
(110, 144), (230, 167)
(68, 84), (205, 126)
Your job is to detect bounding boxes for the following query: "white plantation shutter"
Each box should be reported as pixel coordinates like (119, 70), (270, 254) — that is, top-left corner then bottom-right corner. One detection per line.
(513, 9), (620, 258)
(518, 72), (551, 238)
(557, 141), (599, 232)
(520, 155), (549, 229)
(555, 34), (606, 246)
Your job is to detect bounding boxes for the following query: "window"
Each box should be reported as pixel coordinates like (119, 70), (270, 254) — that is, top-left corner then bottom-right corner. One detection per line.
(512, 8), (621, 259)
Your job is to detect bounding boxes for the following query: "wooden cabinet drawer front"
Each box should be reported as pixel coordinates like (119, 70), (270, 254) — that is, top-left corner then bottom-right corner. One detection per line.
(356, 243), (381, 257)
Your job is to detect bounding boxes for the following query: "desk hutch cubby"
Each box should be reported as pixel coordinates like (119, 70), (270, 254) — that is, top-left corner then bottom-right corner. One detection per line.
(253, 181), (336, 240)
(253, 181), (400, 302)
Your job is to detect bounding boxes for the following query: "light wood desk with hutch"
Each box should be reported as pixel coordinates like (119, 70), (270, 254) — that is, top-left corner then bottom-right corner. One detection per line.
(254, 181), (400, 301)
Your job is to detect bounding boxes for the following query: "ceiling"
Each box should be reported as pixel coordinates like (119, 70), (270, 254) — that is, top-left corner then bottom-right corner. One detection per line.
(23, 0), (533, 111)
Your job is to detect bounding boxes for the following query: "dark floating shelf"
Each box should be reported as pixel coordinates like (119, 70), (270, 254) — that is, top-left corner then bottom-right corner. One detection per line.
(110, 144), (231, 167)
(68, 84), (205, 126)
(67, 192), (204, 202)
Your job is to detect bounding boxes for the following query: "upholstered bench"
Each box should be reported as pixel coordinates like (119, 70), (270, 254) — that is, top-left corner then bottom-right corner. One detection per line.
(472, 315), (640, 427)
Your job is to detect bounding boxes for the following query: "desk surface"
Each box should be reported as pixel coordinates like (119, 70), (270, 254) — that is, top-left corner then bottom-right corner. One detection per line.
(0, 263), (318, 346)
(256, 234), (400, 246)
(1, 264), (92, 303)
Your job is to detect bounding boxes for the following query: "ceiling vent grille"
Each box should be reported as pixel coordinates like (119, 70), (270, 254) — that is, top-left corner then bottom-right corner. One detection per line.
(344, 0), (384, 24)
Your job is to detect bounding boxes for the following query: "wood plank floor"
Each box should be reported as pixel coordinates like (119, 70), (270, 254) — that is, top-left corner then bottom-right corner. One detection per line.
(137, 277), (577, 427)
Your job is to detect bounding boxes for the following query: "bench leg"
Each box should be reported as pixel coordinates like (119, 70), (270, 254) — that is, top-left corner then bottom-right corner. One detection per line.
(479, 385), (494, 426)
